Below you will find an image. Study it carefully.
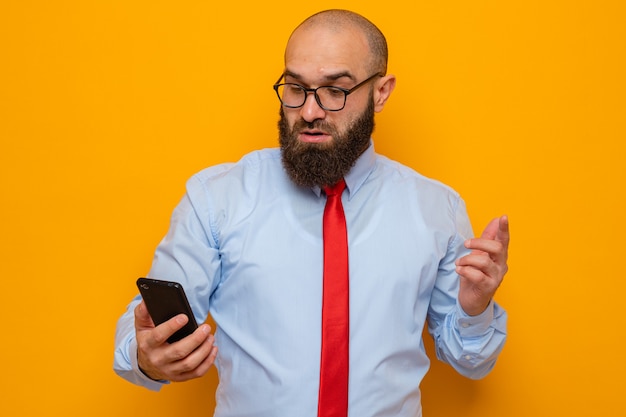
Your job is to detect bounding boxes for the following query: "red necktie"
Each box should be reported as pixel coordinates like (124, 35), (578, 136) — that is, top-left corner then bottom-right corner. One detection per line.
(318, 179), (349, 417)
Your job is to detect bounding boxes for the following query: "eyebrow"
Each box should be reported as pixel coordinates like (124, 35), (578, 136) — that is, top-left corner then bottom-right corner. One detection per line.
(283, 70), (356, 85)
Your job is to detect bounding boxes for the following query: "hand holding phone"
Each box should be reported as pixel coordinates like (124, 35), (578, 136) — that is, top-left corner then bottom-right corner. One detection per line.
(136, 277), (198, 343)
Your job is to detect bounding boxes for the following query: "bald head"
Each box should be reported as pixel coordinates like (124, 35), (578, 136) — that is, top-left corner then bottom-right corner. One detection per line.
(287, 9), (388, 75)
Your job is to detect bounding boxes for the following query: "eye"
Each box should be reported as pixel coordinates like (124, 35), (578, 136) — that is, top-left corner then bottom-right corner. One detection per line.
(322, 87), (346, 98)
(284, 84), (304, 94)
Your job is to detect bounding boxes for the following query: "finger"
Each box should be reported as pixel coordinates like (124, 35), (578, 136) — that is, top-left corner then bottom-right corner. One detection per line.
(172, 345), (218, 382)
(166, 326), (216, 379)
(457, 258), (504, 289)
(465, 238), (505, 259)
(457, 258), (499, 284)
(146, 314), (191, 348)
(180, 344), (218, 381)
(456, 252), (493, 270)
(165, 324), (213, 359)
(456, 264), (489, 283)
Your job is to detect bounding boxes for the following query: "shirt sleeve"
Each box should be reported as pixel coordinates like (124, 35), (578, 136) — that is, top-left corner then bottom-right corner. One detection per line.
(113, 295), (168, 391)
(426, 195), (508, 379)
(113, 174), (221, 389)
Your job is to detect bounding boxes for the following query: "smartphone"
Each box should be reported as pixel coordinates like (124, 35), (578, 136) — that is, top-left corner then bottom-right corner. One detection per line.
(136, 277), (198, 344)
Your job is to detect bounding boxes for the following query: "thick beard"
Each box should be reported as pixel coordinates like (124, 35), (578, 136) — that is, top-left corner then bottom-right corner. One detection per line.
(279, 99), (375, 188)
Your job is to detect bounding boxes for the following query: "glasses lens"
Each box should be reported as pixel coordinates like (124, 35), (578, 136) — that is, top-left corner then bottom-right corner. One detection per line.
(316, 87), (347, 111)
(276, 84), (305, 108)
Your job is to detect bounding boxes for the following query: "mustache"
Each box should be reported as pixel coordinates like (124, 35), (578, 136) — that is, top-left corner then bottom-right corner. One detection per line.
(292, 118), (336, 133)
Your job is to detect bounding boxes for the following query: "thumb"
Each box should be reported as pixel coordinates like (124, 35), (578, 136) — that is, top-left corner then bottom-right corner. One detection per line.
(134, 301), (155, 331)
(496, 215), (510, 246)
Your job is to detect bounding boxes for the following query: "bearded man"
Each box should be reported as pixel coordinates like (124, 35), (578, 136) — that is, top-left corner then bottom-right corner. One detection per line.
(114, 9), (509, 417)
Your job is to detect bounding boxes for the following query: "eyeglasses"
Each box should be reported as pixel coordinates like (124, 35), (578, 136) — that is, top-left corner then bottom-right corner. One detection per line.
(273, 73), (383, 111)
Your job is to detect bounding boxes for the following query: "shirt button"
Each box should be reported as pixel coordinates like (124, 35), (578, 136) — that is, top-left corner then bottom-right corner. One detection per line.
(461, 322), (470, 328)
(465, 355), (472, 360)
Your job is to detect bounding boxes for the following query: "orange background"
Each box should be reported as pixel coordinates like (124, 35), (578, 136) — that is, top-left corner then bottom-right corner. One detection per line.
(1, 1), (625, 416)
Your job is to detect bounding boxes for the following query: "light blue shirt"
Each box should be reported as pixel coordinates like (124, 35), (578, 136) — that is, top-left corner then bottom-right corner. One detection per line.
(114, 143), (507, 417)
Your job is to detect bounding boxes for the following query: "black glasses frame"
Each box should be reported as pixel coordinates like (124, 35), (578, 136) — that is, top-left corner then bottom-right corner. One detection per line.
(273, 73), (384, 111)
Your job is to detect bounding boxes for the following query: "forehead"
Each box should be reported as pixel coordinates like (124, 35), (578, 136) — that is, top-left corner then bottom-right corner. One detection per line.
(284, 25), (370, 82)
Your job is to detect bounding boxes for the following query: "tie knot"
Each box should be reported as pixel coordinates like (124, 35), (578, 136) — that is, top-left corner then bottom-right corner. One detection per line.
(324, 179), (346, 196)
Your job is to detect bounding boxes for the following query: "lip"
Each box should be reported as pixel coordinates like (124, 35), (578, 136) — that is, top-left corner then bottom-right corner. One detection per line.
(298, 129), (332, 143)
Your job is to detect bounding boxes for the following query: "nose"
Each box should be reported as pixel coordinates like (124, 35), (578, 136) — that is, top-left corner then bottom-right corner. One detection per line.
(299, 91), (327, 122)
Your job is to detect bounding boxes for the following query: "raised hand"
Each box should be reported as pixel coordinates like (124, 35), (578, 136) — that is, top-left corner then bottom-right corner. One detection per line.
(455, 215), (510, 316)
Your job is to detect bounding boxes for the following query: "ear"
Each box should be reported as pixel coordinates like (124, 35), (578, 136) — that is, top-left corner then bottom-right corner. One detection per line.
(373, 74), (396, 112)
